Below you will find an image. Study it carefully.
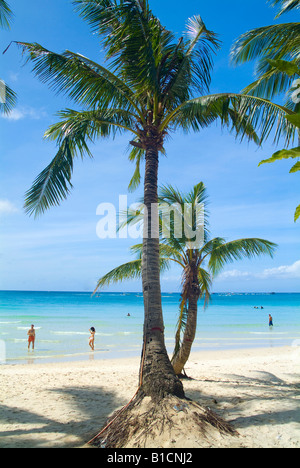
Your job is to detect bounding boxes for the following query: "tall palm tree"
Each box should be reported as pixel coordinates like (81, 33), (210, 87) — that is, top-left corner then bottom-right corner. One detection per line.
(0, 0), (16, 114)
(95, 182), (277, 376)
(11, 0), (292, 400)
(231, 0), (300, 221)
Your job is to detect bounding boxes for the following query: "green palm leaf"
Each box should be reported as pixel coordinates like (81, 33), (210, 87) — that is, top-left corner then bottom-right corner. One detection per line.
(259, 146), (300, 166)
(231, 23), (300, 67)
(270, 0), (300, 17)
(13, 42), (143, 118)
(160, 14), (221, 106)
(94, 259), (143, 292)
(24, 108), (138, 217)
(0, 0), (12, 29)
(24, 141), (75, 218)
(162, 92), (295, 145)
(0, 2), (16, 115)
(205, 238), (277, 277)
(231, 3), (300, 222)
(231, 4), (300, 101)
(0, 82), (17, 115)
(295, 204), (300, 221)
(290, 161), (300, 172)
(94, 254), (171, 293)
(74, 0), (172, 95)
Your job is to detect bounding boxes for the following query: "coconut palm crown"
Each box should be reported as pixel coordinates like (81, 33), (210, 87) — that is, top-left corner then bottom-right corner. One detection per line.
(9, 0), (297, 218)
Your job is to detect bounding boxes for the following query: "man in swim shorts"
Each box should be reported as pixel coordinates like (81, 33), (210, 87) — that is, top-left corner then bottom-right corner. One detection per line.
(269, 314), (273, 327)
(27, 324), (36, 350)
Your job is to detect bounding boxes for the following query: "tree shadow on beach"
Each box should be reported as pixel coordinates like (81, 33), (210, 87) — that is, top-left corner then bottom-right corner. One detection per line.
(0, 386), (126, 448)
(185, 370), (300, 434)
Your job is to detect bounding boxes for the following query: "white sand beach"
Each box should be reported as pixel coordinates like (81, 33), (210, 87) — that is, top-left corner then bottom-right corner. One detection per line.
(0, 346), (299, 448)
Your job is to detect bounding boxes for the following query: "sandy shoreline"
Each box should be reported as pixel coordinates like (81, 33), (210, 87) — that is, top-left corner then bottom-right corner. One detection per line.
(0, 346), (299, 448)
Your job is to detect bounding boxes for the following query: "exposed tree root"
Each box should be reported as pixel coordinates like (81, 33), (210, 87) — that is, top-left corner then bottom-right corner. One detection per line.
(88, 391), (238, 449)
(177, 369), (194, 380)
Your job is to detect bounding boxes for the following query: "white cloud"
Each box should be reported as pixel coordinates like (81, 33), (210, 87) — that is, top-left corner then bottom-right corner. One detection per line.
(218, 269), (251, 280)
(9, 72), (19, 83)
(0, 200), (18, 216)
(1, 106), (47, 121)
(218, 260), (300, 281)
(259, 260), (300, 279)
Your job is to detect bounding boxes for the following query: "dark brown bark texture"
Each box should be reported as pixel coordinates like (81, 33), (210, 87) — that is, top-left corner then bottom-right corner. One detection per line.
(172, 291), (199, 376)
(140, 146), (184, 401)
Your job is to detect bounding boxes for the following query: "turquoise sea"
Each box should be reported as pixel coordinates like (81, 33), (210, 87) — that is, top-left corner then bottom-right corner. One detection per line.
(0, 291), (299, 365)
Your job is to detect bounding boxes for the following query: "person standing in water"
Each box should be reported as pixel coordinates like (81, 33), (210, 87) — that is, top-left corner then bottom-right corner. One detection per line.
(269, 314), (274, 327)
(89, 327), (96, 351)
(27, 325), (36, 350)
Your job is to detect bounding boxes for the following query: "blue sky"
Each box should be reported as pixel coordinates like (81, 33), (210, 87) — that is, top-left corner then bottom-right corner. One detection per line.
(0, 0), (299, 292)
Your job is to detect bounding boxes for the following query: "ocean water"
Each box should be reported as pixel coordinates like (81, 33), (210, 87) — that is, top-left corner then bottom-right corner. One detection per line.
(0, 291), (299, 365)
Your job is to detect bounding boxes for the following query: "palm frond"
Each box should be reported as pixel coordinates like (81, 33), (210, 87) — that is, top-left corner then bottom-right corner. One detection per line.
(198, 267), (212, 308)
(127, 144), (145, 192)
(158, 182), (209, 248)
(161, 15), (220, 106)
(240, 57), (300, 102)
(73, 0), (122, 36)
(205, 238), (277, 277)
(290, 161), (300, 172)
(0, 0), (12, 29)
(94, 259), (143, 293)
(24, 142), (74, 218)
(25, 108), (137, 217)
(295, 204), (300, 221)
(74, 0), (172, 96)
(270, 0), (300, 17)
(118, 205), (144, 235)
(231, 23), (300, 67)
(173, 299), (188, 358)
(259, 146), (300, 166)
(184, 15), (221, 93)
(12, 42), (143, 116)
(130, 242), (183, 266)
(162, 92), (296, 145)
(0, 82), (17, 114)
(94, 252), (171, 293)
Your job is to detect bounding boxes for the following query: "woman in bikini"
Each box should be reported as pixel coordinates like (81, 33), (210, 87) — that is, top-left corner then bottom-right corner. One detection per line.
(89, 327), (96, 351)
(27, 325), (36, 350)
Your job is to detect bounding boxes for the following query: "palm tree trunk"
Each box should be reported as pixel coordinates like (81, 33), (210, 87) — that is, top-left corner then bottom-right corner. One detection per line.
(140, 146), (184, 400)
(172, 292), (198, 376)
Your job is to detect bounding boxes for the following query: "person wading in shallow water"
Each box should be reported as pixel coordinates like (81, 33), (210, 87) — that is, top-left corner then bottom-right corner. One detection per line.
(269, 314), (274, 327)
(89, 327), (96, 351)
(27, 324), (36, 350)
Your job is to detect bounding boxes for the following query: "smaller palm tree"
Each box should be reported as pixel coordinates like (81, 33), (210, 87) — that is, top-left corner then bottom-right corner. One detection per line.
(95, 182), (277, 375)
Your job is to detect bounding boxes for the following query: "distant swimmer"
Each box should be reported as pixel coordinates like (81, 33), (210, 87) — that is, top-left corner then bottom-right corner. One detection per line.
(27, 324), (36, 350)
(269, 314), (273, 327)
(127, 313), (131, 317)
(89, 327), (96, 351)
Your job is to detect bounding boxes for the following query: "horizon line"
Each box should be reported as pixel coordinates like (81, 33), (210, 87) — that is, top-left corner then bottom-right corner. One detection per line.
(0, 290), (299, 294)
